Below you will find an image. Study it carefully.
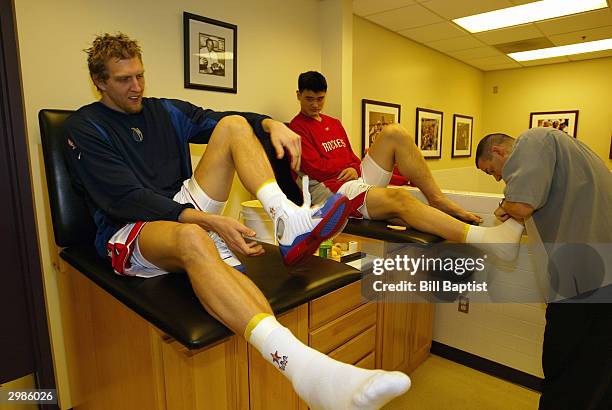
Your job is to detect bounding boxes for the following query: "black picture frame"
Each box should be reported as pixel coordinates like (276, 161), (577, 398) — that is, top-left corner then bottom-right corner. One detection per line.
(361, 99), (401, 157)
(529, 110), (579, 138)
(415, 107), (443, 159)
(451, 114), (473, 158)
(183, 12), (237, 93)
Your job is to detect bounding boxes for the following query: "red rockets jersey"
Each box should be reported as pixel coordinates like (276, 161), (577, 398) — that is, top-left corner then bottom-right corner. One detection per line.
(289, 112), (361, 192)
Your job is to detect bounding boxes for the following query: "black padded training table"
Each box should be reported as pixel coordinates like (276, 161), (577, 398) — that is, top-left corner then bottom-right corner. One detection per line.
(344, 219), (443, 245)
(60, 243), (361, 350)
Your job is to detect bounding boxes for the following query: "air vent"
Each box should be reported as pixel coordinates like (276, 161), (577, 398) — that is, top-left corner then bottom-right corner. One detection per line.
(493, 37), (555, 54)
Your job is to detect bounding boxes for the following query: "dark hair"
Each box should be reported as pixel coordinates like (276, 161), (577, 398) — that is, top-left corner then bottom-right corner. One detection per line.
(475, 133), (514, 166)
(298, 71), (327, 93)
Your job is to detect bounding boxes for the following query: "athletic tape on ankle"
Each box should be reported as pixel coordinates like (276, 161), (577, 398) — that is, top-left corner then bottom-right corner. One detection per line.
(244, 313), (272, 341)
(462, 224), (470, 243)
(186, 177), (226, 214)
(256, 179), (277, 196)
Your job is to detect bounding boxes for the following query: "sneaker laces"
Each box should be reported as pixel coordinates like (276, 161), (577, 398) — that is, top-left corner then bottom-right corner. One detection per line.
(208, 231), (237, 262)
(301, 175), (312, 208)
(274, 176), (321, 244)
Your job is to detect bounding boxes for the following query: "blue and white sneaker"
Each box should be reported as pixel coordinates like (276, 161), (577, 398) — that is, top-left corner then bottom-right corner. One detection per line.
(276, 176), (350, 265)
(208, 231), (246, 273)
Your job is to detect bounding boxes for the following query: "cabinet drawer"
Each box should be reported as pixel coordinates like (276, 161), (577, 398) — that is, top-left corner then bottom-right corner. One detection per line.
(309, 280), (364, 330)
(309, 302), (377, 354)
(328, 325), (376, 365)
(355, 352), (376, 370)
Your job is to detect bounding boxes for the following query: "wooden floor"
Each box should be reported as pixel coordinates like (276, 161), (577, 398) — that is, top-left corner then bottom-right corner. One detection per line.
(384, 355), (540, 410)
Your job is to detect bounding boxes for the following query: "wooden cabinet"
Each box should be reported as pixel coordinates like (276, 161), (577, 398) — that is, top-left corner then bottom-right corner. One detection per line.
(332, 233), (435, 374)
(162, 337), (248, 410)
(60, 263), (432, 410)
(309, 281), (377, 365)
(378, 301), (434, 374)
(409, 303), (435, 371)
(328, 326), (376, 365)
(375, 258), (434, 373)
(247, 307), (309, 410)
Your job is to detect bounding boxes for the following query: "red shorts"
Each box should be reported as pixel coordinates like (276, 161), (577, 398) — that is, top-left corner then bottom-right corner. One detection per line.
(348, 192), (368, 218)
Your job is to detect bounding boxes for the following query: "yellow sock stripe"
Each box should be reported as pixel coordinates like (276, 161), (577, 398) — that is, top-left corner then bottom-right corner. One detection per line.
(244, 313), (272, 341)
(256, 179), (276, 195)
(462, 224), (470, 243)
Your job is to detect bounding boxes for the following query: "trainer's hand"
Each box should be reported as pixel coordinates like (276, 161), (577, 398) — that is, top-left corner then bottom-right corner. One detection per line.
(206, 214), (265, 257)
(338, 167), (358, 182)
(262, 119), (301, 172)
(494, 205), (510, 222)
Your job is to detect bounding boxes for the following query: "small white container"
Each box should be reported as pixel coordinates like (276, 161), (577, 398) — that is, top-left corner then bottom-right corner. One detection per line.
(240, 200), (276, 245)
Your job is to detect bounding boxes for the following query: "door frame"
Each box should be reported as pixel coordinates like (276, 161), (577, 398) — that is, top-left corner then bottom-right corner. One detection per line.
(0, 0), (57, 403)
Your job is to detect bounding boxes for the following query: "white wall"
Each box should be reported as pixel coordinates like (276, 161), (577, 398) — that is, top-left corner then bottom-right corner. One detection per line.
(15, 0), (321, 406)
(352, 16), (484, 170)
(482, 57), (612, 169)
(427, 169), (545, 377)
(432, 166), (503, 194)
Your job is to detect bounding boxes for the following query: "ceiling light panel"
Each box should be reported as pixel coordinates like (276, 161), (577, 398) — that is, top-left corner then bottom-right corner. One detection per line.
(508, 37), (612, 60)
(453, 0), (609, 33)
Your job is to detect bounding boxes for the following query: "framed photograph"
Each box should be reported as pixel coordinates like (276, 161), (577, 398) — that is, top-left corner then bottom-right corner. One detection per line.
(451, 114), (473, 158)
(529, 110), (579, 138)
(361, 99), (401, 157)
(416, 108), (443, 159)
(183, 12), (237, 93)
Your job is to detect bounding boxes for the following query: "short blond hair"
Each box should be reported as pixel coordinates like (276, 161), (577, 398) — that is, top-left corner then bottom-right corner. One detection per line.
(85, 33), (142, 82)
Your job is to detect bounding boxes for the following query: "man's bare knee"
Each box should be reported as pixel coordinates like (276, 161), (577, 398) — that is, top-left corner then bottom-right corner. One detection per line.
(378, 123), (411, 145)
(174, 223), (216, 265)
(216, 115), (251, 138)
(377, 188), (412, 217)
(387, 188), (412, 202)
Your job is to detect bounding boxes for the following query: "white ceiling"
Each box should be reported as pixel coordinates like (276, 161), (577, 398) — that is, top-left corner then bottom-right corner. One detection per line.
(353, 0), (612, 71)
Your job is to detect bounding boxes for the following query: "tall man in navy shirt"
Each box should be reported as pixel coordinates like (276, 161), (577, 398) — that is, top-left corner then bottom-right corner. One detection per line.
(64, 33), (410, 410)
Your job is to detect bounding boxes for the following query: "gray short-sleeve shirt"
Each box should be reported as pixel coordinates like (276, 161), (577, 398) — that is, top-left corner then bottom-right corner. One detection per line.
(502, 128), (611, 243)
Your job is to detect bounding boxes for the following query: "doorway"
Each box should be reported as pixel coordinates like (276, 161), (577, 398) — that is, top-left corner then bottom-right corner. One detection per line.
(0, 0), (57, 408)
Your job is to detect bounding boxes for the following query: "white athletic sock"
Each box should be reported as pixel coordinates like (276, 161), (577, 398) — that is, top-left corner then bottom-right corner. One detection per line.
(247, 315), (411, 410)
(465, 218), (524, 261)
(185, 177), (226, 214)
(256, 180), (298, 221)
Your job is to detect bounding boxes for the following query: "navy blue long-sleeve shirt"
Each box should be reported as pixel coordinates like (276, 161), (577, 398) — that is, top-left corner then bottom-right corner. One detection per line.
(63, 98), (270, 257)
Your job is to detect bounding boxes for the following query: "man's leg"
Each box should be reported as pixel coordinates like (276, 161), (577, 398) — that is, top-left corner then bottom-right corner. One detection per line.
(539, 302), (612, 410)
(192, 115), (276, 201)
(366, 124), (479, 223)
(364, 187), (524, 260)
(364, 187), (465, 241)
(139, 221), (271, 328)
(190, 115), (351, 265)
(137, 221), (410, 409)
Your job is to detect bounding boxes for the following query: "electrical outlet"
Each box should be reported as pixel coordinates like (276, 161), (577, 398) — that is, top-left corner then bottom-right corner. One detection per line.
(458, 295), (469, 313)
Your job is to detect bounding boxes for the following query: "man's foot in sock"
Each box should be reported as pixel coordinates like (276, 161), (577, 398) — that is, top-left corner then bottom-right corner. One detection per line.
(276, 177), (351, 265)
(430, 196), (482, 224)
(293, 353), (411, 410)
(351, 370), (412, 410)
(208, 231), (246, 272)
(252, 317), (410, 410)
(466, 218), (524, 261)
